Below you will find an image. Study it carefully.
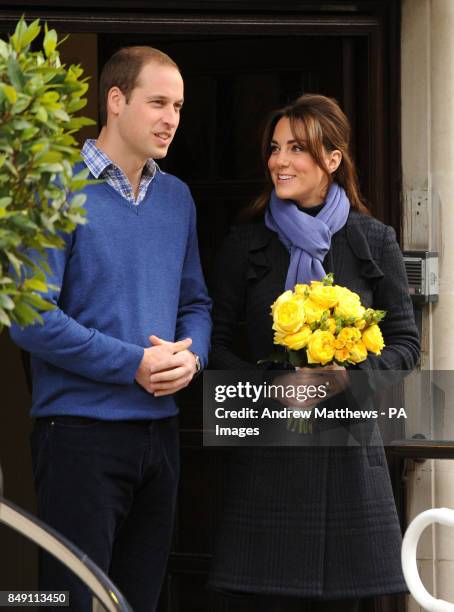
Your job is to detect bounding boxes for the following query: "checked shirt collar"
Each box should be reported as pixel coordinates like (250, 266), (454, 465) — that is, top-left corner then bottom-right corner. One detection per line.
(81, 139), (159, 205)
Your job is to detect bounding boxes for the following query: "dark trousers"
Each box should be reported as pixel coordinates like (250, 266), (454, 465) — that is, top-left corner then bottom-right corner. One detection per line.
(31, 415), (180, 612)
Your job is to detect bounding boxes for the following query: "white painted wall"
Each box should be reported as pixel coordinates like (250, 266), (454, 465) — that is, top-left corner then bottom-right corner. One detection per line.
(402, 1), (454, 609)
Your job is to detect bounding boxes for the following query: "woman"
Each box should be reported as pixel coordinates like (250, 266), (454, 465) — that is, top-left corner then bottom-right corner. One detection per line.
(208, 94), (420, 611)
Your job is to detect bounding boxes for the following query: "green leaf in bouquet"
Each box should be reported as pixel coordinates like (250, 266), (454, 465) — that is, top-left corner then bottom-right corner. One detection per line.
(372, 309), (386, 323)
(318, 311), (330, 329)
(322, 273), (334, 286)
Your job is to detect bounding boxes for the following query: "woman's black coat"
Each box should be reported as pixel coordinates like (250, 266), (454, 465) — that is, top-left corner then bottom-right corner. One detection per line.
(208, 210), (420, 599)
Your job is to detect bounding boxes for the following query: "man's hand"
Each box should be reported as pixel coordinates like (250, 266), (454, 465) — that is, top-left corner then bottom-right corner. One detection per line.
(135, 336), (193, 394)
(147, 335), (198, 397)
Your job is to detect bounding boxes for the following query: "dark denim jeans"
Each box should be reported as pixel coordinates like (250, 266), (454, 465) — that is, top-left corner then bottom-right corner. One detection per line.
(31, 415), (179, 612)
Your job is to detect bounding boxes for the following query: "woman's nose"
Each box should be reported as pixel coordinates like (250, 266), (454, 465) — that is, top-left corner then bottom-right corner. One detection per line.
(276, 152), (290, 166)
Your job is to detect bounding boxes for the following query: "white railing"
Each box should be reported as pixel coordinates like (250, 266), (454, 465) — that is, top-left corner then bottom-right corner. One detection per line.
(402, 508), (454, 612)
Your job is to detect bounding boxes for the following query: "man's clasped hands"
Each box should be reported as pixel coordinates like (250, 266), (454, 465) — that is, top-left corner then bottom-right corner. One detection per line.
(135, 335), (197, 397)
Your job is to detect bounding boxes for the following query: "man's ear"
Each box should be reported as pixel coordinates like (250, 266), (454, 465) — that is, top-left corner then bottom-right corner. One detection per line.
(106, 86), (124, 118)
(328, 150), (342, 174)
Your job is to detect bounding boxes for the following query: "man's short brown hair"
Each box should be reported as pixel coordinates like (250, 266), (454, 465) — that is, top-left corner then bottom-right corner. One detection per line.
(99, 46), (180, 126)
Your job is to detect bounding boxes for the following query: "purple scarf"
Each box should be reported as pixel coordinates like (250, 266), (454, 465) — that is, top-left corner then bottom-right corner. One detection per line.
(265, 182), (350, 290)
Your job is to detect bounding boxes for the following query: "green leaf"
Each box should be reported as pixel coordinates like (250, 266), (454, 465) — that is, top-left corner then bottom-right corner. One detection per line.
(67, 116), (96, 129)
(3, 160), (18, 177)
(1, 84), (17, 104)
(23, 277), (48, 292)
(0, 197), (12, 208)
(31, 141), (46, 154)
(11, 118), (33, 130)
(0, 306), (11, 327)
(43, 28), (58, 58)
(0, 39), (9, 60)
(39, 163), (64, 173)
(69, 193), (86, 208)
(53, 108), (70, 122)
(35, 107), (48, 123)
(21, 19), (41, 47)
(41, 91), (60, 104)
(36, 150), (63, 164)
(14, 300), (42, 325)
(10, 18), (27, 53)
(323, 273), (334, 286)
(7, 56), (26, 90)
(66, 98), (87, 113)
(22, 127), (40, 140)
(5, 250), (23, 276)
(23, 292), (55, 311)
(0, 293), (15, 310)
(11, 94), (32, 114)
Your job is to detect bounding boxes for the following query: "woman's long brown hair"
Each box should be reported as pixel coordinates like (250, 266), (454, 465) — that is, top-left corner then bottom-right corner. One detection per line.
(242, 94), (370, 221)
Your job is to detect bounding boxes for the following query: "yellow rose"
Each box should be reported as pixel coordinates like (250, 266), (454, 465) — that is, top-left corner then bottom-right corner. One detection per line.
(348, 340), (368, 364)
(306, 329), (336, 365)
(302, 298), (327, 325)
(294, 284), (309, 296)
(355, 319), (367, 330)
(308, 284), (340, 309)
(272, 293), (305, 334)
(334, 287), (365, 321)
(334, 347), (351, 363)
(334, 326), (362, 350)
(271, 290), (294, 315)
(283, 325), (312, 350)
(273, 331), (287, 346)
(362, 324), (385, 355)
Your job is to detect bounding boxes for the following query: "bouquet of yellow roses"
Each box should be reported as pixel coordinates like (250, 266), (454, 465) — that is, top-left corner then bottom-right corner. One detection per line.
(267, 274), (385, 434)
(269, 274), (385, 368)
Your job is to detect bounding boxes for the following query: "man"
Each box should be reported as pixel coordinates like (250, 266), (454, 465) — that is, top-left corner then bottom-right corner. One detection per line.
(10, 46), (212, 611)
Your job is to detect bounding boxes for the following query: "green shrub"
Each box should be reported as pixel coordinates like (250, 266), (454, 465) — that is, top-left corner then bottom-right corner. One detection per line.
(0, 17), (96, 330)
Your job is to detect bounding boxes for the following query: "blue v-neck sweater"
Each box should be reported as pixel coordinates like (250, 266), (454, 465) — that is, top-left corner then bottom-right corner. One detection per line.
(10, 171), (212, 420)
